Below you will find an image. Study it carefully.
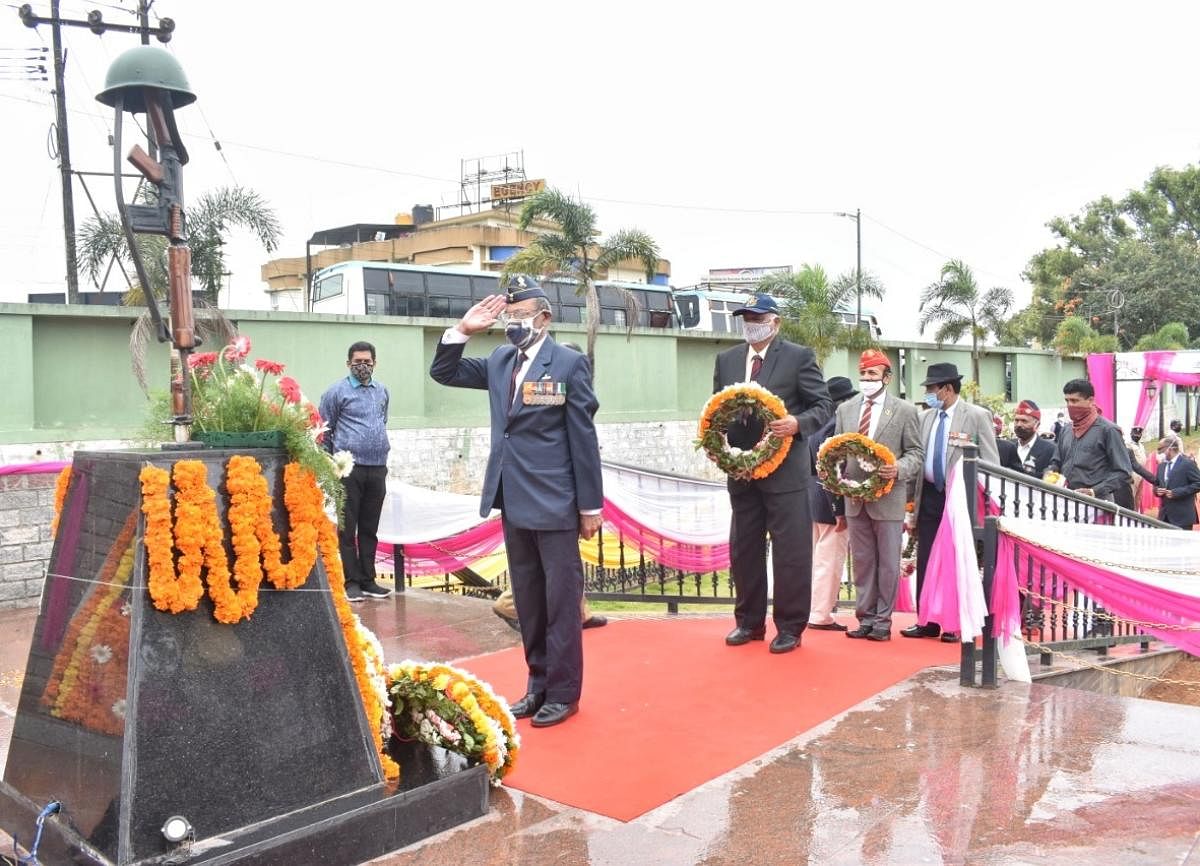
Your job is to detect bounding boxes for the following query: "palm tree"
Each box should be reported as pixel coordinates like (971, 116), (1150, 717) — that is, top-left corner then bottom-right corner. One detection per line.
(77, 185), (282, 388)
(500, 187), (660, 368)
(918, 259), (1014, 387)
(758, 264), (884, 363)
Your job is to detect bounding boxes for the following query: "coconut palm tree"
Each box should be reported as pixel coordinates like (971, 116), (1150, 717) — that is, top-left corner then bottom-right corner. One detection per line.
(500, 187), (660, 369)
(918, 259), (1014, 386)
(758, 264), (885, 363)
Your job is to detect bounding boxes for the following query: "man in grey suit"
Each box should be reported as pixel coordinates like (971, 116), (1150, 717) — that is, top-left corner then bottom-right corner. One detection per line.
(901, 362), (999, 641)
(834, 350), (924, 642)
(713, 293), (833, 654)
(429, 275), (603, 728)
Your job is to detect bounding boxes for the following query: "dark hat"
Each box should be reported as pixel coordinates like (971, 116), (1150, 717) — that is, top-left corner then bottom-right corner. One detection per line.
(826, 376), (858, 403)
(731, 292), (779, 317)
(503, 273), (547, 303)
(919, 362), (963, 387)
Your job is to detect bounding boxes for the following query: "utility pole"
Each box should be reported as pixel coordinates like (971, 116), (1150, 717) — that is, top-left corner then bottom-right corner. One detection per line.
(18, 2), (175, 303)
(49, 0), (79, 302)
(855, 207), (862, 333)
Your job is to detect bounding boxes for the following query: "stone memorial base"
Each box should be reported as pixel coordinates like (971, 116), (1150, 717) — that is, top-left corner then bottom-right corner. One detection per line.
(0, 449), (487, 865)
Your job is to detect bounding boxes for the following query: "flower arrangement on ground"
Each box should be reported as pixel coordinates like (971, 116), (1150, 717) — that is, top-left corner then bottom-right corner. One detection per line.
(143, 335), (351, 519)
(386, 660), (520, 785)
(696, 382), (793, 481)
(816, 432), (897, 501)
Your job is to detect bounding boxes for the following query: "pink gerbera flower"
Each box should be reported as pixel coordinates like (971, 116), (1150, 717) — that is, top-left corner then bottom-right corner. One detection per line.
(187, 351), (219, 369)
(254, 358), (285, 376)
(278, 376), (302, 404)
(223, 335), (252, 361)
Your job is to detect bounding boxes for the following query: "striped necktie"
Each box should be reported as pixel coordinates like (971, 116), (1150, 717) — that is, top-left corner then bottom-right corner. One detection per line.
(859, 398), (874, 437)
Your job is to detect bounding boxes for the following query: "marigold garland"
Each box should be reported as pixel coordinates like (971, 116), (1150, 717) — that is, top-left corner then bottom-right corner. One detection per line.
(695, 383), (794, 481)
(816, 432), (897, 501)
(50, 466), (72, 537)
(387, 660), (520, 784)
(135, 456), (399, 779)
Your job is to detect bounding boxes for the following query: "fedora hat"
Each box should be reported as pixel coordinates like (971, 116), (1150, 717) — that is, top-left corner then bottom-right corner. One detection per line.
(826, 376), (858, 403)
(919, 362), (963, 387)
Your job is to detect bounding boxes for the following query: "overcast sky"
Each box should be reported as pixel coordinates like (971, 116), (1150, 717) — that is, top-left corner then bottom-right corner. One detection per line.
(2, 1), (1198, 340)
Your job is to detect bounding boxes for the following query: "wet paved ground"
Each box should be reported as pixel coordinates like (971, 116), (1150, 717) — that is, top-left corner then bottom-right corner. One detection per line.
(4, 592), (1199, 865)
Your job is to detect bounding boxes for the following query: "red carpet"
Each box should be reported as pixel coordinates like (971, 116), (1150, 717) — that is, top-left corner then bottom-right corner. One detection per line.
(457, 615), (959, 821)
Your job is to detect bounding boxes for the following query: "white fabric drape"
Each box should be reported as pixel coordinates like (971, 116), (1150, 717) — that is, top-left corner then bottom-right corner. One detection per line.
(601, 463), (730, 544)
(375, 479), (497, 545)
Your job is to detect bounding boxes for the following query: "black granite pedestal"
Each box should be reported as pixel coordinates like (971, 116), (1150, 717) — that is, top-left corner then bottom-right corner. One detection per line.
(0, 449), (488, 865)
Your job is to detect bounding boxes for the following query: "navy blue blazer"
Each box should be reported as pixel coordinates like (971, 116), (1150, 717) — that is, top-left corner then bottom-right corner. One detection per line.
(1010, 436), (1056, 479)
(807, 416), (841, 524)
(1155, 454), (1200, 528)
(430, 336), (603, 531)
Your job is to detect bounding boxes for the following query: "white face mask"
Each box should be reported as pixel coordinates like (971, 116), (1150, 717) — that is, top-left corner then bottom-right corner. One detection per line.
(859, 379), (885, 398)
(743, 320), (776, 344)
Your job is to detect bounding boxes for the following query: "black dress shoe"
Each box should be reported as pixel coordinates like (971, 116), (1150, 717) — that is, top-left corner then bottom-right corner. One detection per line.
(582, 615), (608, 629)
(530, 701), (578, 727)
(769, 632), (801, 654)
(940, 632), (960, 643)
(809, 621), (849, 631)
(845, 625), (873, 639)
(509, 693), (545, 719)
(867, 629), (892, 641)
(725, 626), (766, 646)
(900, 623), (941, 639)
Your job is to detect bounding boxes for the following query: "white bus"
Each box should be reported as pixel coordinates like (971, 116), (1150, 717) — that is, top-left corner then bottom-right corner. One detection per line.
(310, 261), (676, 328)
(673, 285), (883, 338)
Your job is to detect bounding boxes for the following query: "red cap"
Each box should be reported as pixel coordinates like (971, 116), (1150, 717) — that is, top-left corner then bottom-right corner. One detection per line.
(1015, 399), (1041, 421)
(858, 349), (891, 371)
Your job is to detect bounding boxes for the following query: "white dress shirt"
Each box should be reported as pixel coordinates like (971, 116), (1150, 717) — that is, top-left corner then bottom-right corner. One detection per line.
(744, 342), (772, 382)
(923, 399), (960, 484)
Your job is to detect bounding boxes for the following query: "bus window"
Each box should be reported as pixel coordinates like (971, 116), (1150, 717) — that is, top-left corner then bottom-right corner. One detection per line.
(365, 292), (390, 315)
(407, 295), (426, 317)
(428, 297), (451, 318)
(644, 290), (671, 311)
(470, 275), (499, 299)
(449, 298), (471, 317)
(676, 295), (700, 328)
(559, 305), (583, 324)
(426, 273), (471, 297)
(313, 273), (343, 302)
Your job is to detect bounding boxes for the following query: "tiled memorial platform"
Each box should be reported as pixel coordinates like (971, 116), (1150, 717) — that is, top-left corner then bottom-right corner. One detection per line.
(5, 589), (1200, 865)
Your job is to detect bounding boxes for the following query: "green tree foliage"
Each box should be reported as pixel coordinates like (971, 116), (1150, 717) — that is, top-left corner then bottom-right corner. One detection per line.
(1133, 322), (1190, 351)
(758, 265), (884, 363)
(918, 259), (1014, 385)
(501, 188), (661, 369)
(77, 185), (281, 305)
(1013, 165), (1200, 349)
(1051, 316), (1119, 356)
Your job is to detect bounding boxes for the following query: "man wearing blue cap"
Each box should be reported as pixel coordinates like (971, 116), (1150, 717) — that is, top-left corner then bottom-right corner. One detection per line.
(430, 275), (603, 728)
(713, 292), (833, 654)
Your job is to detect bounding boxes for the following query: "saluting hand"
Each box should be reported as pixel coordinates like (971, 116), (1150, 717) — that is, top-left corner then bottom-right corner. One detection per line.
(457, 295), (508, 336)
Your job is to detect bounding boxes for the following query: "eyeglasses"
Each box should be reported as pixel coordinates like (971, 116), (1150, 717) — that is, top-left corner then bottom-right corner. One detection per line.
(498, 311), (540, 326)
(350, 360), (375, 367)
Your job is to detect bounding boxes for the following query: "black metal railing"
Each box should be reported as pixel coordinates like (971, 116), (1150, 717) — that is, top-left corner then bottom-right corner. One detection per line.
(964, 447), (1176, 687)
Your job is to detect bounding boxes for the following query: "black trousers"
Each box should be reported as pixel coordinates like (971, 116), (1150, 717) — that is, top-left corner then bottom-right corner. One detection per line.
(916, 480), (946, 628)
(339, 464), (388, 586)
(728, 485), (812, 635)
(502, 519), (584, 704)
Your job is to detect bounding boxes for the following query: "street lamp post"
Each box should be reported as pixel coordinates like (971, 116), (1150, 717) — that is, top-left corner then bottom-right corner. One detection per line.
(836, 209), (863, 332)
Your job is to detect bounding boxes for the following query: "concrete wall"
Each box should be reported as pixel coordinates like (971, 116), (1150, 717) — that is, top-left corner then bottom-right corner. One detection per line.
(0, 303), (1086, 607)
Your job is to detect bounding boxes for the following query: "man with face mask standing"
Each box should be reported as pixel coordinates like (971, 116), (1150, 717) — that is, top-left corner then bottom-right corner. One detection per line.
(836, 350), (924, 642)
(1150, 433), (1200, 529)
(430, 275), (602, 728)
(1011, 399), (1055, 478)
(1046, 379), (1132, 502)
(320, 341), (392, 603)
(903, 362), (999, 641)
(713, 293), (833, 654)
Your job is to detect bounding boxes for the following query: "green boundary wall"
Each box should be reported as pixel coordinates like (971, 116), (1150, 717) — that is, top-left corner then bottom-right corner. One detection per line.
(0, 303), (1084, 444)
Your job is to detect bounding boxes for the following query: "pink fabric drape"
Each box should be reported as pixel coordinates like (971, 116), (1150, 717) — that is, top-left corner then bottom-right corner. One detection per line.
(377, 517), (505, 577)
(991, 532), (1200, 655)
(1132, 350), (1200, 430)
(601, 499), (730, 572)
(1087, 354), (1115, 420)
(0, 460), (70, 476)
(1139, 451), (1160, 513)
(919, 463), (987, 638)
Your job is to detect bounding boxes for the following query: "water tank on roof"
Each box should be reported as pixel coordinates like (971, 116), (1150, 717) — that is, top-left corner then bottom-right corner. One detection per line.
(412, 205), (434, 226)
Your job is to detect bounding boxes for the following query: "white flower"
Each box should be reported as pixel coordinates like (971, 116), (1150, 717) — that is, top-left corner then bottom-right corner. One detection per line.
(330, 450), (356, 478)
(89, 644), (113, 664)
(111, 699), (127, 719)
(120, 602), (132, 617)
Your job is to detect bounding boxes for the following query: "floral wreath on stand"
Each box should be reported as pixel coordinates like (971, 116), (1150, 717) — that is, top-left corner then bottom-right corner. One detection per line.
(816, 432), (897, 502)
(696, 383), (793, 481)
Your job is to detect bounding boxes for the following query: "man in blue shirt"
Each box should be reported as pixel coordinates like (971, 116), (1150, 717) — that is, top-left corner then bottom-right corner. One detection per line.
(320, 341), (392, 602)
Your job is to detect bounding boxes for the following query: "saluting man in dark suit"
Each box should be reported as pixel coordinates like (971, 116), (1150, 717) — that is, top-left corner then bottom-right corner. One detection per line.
(713, 293), (833, 654)
(1151, 433), (1200, 530)
(430, 275), (603, 728)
